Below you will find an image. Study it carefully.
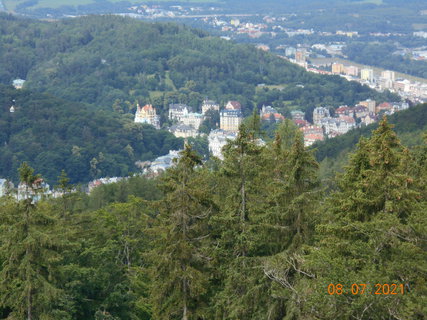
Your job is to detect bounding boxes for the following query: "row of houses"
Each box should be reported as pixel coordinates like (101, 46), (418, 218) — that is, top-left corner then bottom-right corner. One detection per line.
(134, 100), (245, 139)
(298, 100), (410, 146)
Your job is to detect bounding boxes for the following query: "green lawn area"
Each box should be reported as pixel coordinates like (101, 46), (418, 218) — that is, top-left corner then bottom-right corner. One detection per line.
(149, 91), (165, 100)
(4, 0), (219, 10)
(164, 71), (177, 91)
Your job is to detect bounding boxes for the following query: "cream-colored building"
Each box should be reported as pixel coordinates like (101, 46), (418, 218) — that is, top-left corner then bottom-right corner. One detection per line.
(219, 101), (243, 132)
(134, 104), (160, 129)
(169, 124), (198, 138)
(220, 109), (243, 132)
(182, 112), (204, 130)
(332, 63), (345, 74)
(381, 70), (395, 81)
(344, 65), (359, 77)
(201, 100), (220, 114)
(360, 68), (374, 82)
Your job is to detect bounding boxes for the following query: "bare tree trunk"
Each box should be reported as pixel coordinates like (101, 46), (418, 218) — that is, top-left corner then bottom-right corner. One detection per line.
(27, 284), (32, 320)
(241, 181), (246, 222)
(183, 277), (188, 320)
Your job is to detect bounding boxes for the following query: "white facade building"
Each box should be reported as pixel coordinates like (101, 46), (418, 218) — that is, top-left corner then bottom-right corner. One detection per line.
(201, 100), (220, 114)
(208, 129), (237, 159)
(181, 112), (204, 130)
(313, 107), (330, 126)
(169, 124), (199, 138)
(169, 104), (192, 122)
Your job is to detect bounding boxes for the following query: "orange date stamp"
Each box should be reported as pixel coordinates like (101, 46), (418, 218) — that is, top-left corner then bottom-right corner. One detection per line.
(327, 283), (405, 295)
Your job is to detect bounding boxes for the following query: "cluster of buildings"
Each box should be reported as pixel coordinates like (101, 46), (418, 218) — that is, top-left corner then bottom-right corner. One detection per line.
(208, 101), (244, 159)
(168, 103), (205, 138)
(295, 99), (409, 146)
(326, 64), (427, 103)
(134, 99), (246, 159)
(125, 4), (212, 18)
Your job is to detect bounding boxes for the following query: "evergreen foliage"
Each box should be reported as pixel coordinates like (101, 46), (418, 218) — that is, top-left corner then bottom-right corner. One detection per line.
(148, 146), (214, 320)
(292, 118), (427, 319)
(0, 82), (426, 320)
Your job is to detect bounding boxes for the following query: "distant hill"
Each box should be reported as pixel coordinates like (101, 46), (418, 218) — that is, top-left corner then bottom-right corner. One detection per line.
(0, 14), (395, 119)
(0, 14), (399, 184)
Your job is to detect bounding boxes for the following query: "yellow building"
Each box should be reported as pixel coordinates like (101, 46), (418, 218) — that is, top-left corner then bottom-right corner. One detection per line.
(331, 63), (345, 74)
(230, 19), (240, 27)
(360, 68), (374, 82)
(134, 104), (160, 129)
(220, 109), (243, 132)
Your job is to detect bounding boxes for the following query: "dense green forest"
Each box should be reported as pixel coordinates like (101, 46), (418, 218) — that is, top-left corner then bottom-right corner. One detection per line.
(0, 14), (399, 184)
(0, 116), (425, 319)
(0, 13), (396, 118)
(0, 85), (183, 184)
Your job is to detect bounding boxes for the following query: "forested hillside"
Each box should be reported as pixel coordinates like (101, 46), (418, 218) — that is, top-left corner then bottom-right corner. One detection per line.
(0, 85), (182, 184)
(0, 13), (396, 119)
(0, 117), (425, 319)
(0, 13), (400, 184)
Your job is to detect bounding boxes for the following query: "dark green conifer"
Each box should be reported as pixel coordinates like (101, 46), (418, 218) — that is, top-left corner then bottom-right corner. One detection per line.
(0, 163), (69, 319)
(149, 145), (213, 320)
(293, 117), (427, 319)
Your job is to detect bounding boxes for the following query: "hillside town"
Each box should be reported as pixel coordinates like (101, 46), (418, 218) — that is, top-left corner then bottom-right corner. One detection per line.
(135, 96), (410, 157)
(79, 94), (411, 193)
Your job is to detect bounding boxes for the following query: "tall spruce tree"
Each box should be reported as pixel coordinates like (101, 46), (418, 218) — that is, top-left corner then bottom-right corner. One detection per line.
(259, 129), (320, 320)
(212, 117), (280, 319)
(149, 145), (213, 320)
(292, 118), (427, 319)
(0, 163), (69, 319)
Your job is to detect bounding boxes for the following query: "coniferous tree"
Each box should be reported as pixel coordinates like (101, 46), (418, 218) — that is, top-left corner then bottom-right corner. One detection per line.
(211, 118), (272, 319)
(292, 118), (427, 319)
(0, 163), (69, 319)
(260, 129), (320, 320)
(149, 145), (213, 320)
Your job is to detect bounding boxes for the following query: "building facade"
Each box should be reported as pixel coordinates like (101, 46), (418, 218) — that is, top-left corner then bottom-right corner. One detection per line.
(313, 107), (330, 125)
(360, 69), (374, 82)
(201, 100), (220, 114)
(169, 104), (192, 122)
(134, 104), (161, 129)
(208, 129), (237, 159)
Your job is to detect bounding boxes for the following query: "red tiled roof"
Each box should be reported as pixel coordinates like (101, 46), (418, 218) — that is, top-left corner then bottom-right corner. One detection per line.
(262, 113), (284, 120)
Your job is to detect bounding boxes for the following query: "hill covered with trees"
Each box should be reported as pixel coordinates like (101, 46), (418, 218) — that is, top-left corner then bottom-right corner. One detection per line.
(0, 117), (425, 319)
(0, 13), (400, 184)
(0, 13), (396, 119)
(0, 85), (182, 184)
